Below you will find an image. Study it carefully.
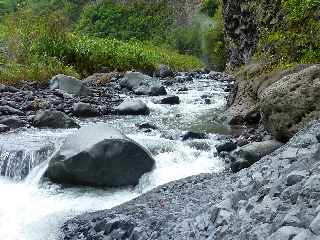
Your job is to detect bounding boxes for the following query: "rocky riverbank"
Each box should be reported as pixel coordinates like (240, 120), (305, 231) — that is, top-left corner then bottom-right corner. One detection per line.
(1, 70), (227, 133)
(61, 120), (320, 240)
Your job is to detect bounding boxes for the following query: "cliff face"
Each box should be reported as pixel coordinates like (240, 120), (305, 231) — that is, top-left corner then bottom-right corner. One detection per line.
(223, 0), (258, 69)
(223, 0), (285, 69)
(224, 0), (320, 142)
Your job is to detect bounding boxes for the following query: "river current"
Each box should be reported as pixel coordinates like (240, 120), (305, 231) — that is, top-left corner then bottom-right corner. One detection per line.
(0, 76), (230, 240)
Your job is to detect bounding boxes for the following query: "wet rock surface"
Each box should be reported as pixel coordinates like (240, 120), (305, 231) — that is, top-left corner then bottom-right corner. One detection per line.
(62, 121), (320, 240)
(46, 124), (155, 187)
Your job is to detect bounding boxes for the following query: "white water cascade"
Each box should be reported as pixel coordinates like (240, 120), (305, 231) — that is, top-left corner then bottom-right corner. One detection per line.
(0, 77), (229, 240)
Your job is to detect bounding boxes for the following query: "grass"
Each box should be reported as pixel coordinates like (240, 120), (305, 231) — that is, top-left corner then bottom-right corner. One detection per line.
(0, 11), (203, 86)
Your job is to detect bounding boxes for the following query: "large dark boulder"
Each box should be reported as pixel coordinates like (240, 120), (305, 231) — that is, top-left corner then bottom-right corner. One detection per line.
(230, 140), (283, 172)
(46, 124), (155, 187)
(33, 110), (79, 129)
(50, 74), (89, 96)
(115, 99), (150, 115)
(160, 96), (180, 105)
(72, 102), (100, 117)
(120, 72), (167, 96)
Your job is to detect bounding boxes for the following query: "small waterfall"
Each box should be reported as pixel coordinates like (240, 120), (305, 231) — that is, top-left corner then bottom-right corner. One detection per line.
(0, 145), (55, 181)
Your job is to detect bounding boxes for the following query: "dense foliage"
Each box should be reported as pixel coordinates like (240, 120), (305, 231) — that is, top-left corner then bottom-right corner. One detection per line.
(0, 0), (204, 85)
(255, 0), (320, 69)
(77, 0), (174, 42)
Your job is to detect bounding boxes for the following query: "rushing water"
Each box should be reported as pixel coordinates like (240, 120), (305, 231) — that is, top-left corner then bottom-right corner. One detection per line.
(0, 76), (230, 240)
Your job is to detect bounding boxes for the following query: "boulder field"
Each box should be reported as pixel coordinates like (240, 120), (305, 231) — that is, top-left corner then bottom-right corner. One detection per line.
(62, 121), (320, 240)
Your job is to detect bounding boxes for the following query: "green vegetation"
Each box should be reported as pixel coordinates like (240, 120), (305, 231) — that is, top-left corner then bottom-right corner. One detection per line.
(168, 0), (226, 71)
(0, 0), (204, 85)
(77, 0), (174, 42)
(254, 0), (320, 70)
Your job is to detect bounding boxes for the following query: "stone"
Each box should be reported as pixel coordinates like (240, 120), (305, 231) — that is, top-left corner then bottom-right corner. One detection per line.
(230, 140), (283, 172)
(137, 123), (158, 130)
(181, 131), (208, 141)
(216, 140), (237, 153)
(116, 99), (150, 115)
(155, 64), (174, 78)
(72, 102), (100, 117)
(310, 213), (320, 235)
(0, 106), (24, 116)
(0, 124), (9, 133)
(160, 96), (180, 105)
(49, 74), (89, 96)
(268, 226), (303, 240)
(286, 171), (308, 186)
(0, 116), (26, 128)
(33, 110), (79, 129)
(120, 71), (167, 96)
(46, 124), (155, 187)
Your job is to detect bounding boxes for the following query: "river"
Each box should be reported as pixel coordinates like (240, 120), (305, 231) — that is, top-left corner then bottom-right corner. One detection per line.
(0, 75), (230, 240)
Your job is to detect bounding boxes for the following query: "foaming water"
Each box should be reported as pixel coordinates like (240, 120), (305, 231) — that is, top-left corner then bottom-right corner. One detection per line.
(0, 77), (229, 240)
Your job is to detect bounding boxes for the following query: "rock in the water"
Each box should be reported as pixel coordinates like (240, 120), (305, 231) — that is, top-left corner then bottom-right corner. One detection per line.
(120, 71), (167, 96)
(33, 110), (79, 129)
(116, 99), (150, 115)
(260, 65), (320, 142)
(137, 123), (158, 130)
(155, 64), (174, 78)
(216, 139), (237, 153)
(0, 106), (24, 116)
(73, 102), (100, 117)
(49, 74), (89, 96)
(160, 96), (180, 105)
(230, 140), (283, 172)
(181, 131), (208, 141)
(0, 124), (9, 133)
(46, 124), (155, 187)
(0, 116), (26, 128)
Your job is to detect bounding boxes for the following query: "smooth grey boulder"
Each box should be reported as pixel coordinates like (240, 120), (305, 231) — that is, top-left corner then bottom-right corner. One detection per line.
(33, 110), (79, 129)
(0, 106), (24, 116)
(46, 124), (155, 187)
(116, 99), (150, 115)
(230, 140), (283, 172)
(0, 116), (26, 128)
(49, 74), (89, 96)
(120, 71), (167, 96)
(73, 102), (100, 117)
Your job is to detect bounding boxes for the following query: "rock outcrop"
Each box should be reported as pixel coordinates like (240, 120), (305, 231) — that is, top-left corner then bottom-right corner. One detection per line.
(62, 121), (320, 240)
(228, 64), (320, 142)
(46, 124), (155, 187)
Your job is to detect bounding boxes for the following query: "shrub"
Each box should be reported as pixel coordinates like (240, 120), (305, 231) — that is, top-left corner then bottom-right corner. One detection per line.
(255, 0), (320, 68)
(0, 9), (203, 85)
(77, 0), (174, 42)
